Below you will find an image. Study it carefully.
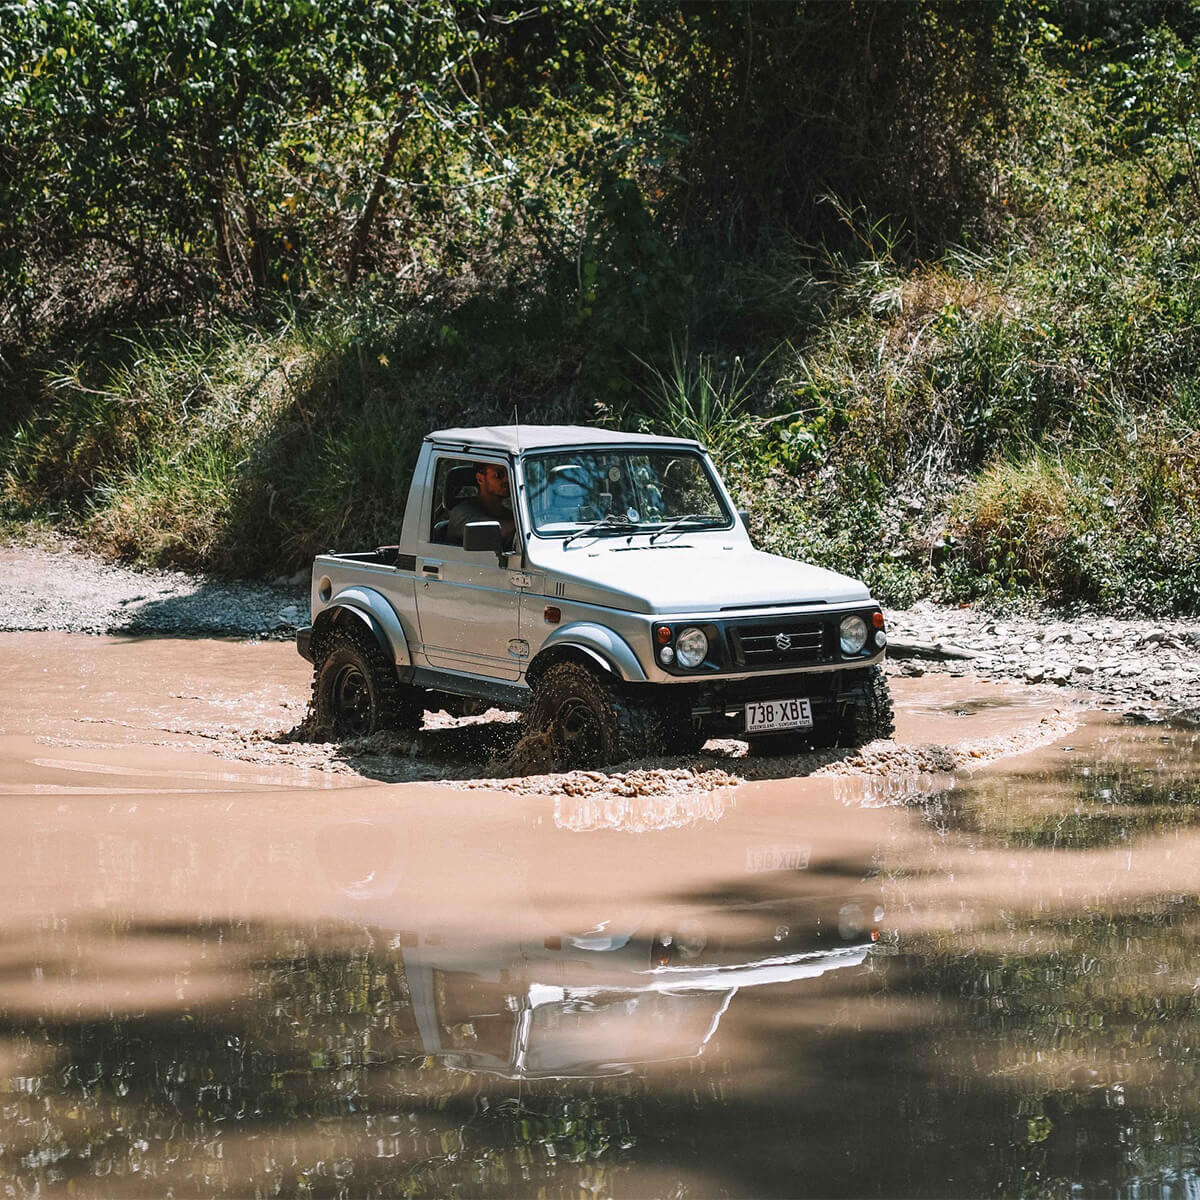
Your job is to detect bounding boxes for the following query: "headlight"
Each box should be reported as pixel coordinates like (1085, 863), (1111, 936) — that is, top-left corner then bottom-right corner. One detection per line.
(839, 615), (868, 655)
(675, 626), (709, 668)
(838, 902), (866, 939)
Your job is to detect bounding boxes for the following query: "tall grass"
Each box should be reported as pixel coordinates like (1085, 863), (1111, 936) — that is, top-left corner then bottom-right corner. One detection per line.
(0, 295), (596, 575)
(0, 306), (429, 573)
(627, 338), (780, 464)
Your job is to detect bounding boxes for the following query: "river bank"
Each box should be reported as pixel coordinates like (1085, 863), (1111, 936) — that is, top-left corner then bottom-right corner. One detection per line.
(3, 538), (1197, 721)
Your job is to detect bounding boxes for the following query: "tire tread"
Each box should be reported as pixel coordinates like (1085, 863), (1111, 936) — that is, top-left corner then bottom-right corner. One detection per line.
(312, 619), (421, 735)
(528, 661), (694, 767)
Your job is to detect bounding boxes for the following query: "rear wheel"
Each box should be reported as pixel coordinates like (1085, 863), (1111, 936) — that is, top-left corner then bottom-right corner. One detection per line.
(312, 621), (422, 737)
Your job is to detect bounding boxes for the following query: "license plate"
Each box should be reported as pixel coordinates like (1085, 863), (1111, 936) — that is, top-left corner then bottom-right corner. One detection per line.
(744, 697), (813, 734)
(746, 843), (812, 872)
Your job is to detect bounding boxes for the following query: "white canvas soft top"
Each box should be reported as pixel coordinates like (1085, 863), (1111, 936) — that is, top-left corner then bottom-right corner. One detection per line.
(424, 424), (703, 455)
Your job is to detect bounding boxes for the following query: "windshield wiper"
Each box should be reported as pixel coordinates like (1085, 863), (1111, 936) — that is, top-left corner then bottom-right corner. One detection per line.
(562, 513), (639, 546)
(648, 513), (722, 543)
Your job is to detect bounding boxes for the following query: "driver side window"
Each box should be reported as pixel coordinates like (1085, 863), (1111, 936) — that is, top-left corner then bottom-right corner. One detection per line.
(429, 457), (479, 545)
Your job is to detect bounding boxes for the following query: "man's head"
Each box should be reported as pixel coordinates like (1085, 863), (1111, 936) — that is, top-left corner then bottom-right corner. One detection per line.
(474, 462), (510, 509)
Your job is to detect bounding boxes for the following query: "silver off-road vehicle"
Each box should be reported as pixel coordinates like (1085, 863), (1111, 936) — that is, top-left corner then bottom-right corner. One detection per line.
(297, 425), (893, 764)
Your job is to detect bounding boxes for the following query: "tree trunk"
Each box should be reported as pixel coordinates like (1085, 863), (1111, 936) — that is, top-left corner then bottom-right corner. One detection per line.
(346, 113), (407, 289)
(232, 151), (266, 290)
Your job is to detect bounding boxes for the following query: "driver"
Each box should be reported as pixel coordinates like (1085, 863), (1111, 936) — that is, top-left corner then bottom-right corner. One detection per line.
(447, 461), (516, 547)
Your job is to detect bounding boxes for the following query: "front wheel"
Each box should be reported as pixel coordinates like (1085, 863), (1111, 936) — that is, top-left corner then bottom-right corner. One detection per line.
(527, 662), (642, 769)
(312, 622), (422, 737)
(840, 665), (895, 746)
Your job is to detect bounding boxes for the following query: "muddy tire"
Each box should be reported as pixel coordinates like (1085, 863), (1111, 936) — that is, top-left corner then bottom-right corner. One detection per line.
(840, 665), (895, 746)
(312, 622), (422, 737)
(527, 662), (647, 769)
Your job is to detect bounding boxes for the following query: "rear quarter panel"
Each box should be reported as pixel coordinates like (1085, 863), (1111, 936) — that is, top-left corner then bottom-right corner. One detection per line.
(311, 555), (418, 665)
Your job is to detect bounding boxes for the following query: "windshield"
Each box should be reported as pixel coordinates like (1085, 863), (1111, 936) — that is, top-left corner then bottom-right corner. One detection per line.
(524, 449), (732, 536)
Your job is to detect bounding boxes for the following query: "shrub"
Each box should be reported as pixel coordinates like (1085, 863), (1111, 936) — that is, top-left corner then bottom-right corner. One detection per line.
(952, 454), (1093, 596)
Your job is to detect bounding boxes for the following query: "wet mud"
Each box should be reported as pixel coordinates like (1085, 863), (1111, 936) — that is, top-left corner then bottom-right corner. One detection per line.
(0, 631), (1080, 801)
(1, 632), (1197, 1196)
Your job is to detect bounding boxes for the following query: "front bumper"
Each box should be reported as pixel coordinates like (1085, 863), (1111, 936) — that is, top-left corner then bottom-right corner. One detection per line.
(682, 666), (874, 735)
(296, 625), (314, 663)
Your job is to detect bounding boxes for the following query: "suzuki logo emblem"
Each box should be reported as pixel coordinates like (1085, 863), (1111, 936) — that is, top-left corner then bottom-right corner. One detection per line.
(775, 632), (792, 651)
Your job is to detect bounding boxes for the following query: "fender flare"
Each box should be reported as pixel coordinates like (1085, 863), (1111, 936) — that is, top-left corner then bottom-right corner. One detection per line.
(312, 586), (412, 668)
(528, 622), (648, 684)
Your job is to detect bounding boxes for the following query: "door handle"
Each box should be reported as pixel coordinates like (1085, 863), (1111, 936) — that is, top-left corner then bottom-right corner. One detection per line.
(421, 561), (442, 577)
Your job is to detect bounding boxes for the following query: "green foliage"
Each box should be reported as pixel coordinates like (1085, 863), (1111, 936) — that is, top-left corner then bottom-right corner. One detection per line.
(1105, 25), (1200, 218)
(2, 304), (418, 572)
(661, 2), (1032, 252)
(4, 1), (1200, 613)
(0, 0), (657, 342)
(4, 0), (398, 298)
(627, 338), (776, 465)
(0, 292), (596, 573)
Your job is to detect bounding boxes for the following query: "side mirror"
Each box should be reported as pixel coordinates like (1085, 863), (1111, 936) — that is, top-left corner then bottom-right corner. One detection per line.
(463, 520), (504, 554)
(737, 508), (751, 528)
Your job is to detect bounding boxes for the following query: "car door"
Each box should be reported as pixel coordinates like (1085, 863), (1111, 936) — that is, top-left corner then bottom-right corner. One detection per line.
(414, 454), (525, 680)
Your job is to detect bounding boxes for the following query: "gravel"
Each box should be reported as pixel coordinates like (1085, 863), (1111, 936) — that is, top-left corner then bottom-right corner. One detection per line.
(0, 542), (308, 638)
(886, 600), (1200, 721)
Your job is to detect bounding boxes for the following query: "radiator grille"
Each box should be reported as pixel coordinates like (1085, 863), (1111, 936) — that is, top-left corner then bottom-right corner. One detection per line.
(728, 619), (828, 668)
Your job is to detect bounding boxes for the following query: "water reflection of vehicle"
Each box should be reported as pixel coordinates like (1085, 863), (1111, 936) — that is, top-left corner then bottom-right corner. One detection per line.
(380, 888), (883, 1080)
(311, 788), (893, 1079)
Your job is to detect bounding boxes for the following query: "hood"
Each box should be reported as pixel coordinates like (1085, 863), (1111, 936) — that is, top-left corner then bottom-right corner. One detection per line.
(529, 537), (872, 614)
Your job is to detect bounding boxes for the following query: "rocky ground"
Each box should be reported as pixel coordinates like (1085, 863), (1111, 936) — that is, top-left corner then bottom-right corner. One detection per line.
(3, 537), (1197, 722)
(886, 601), (1200, 721)
(0, 541), (307, 637)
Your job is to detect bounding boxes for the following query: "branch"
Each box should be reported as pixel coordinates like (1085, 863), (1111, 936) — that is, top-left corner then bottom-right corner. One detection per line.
(346, 105), (410, 288)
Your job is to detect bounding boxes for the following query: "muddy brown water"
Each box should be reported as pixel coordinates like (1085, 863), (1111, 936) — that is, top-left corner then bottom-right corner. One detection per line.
(1, 633), (1198, 1197)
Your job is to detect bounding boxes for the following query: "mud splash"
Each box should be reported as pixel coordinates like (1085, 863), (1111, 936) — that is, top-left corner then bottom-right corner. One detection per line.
(456, 681), (1079, 800)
